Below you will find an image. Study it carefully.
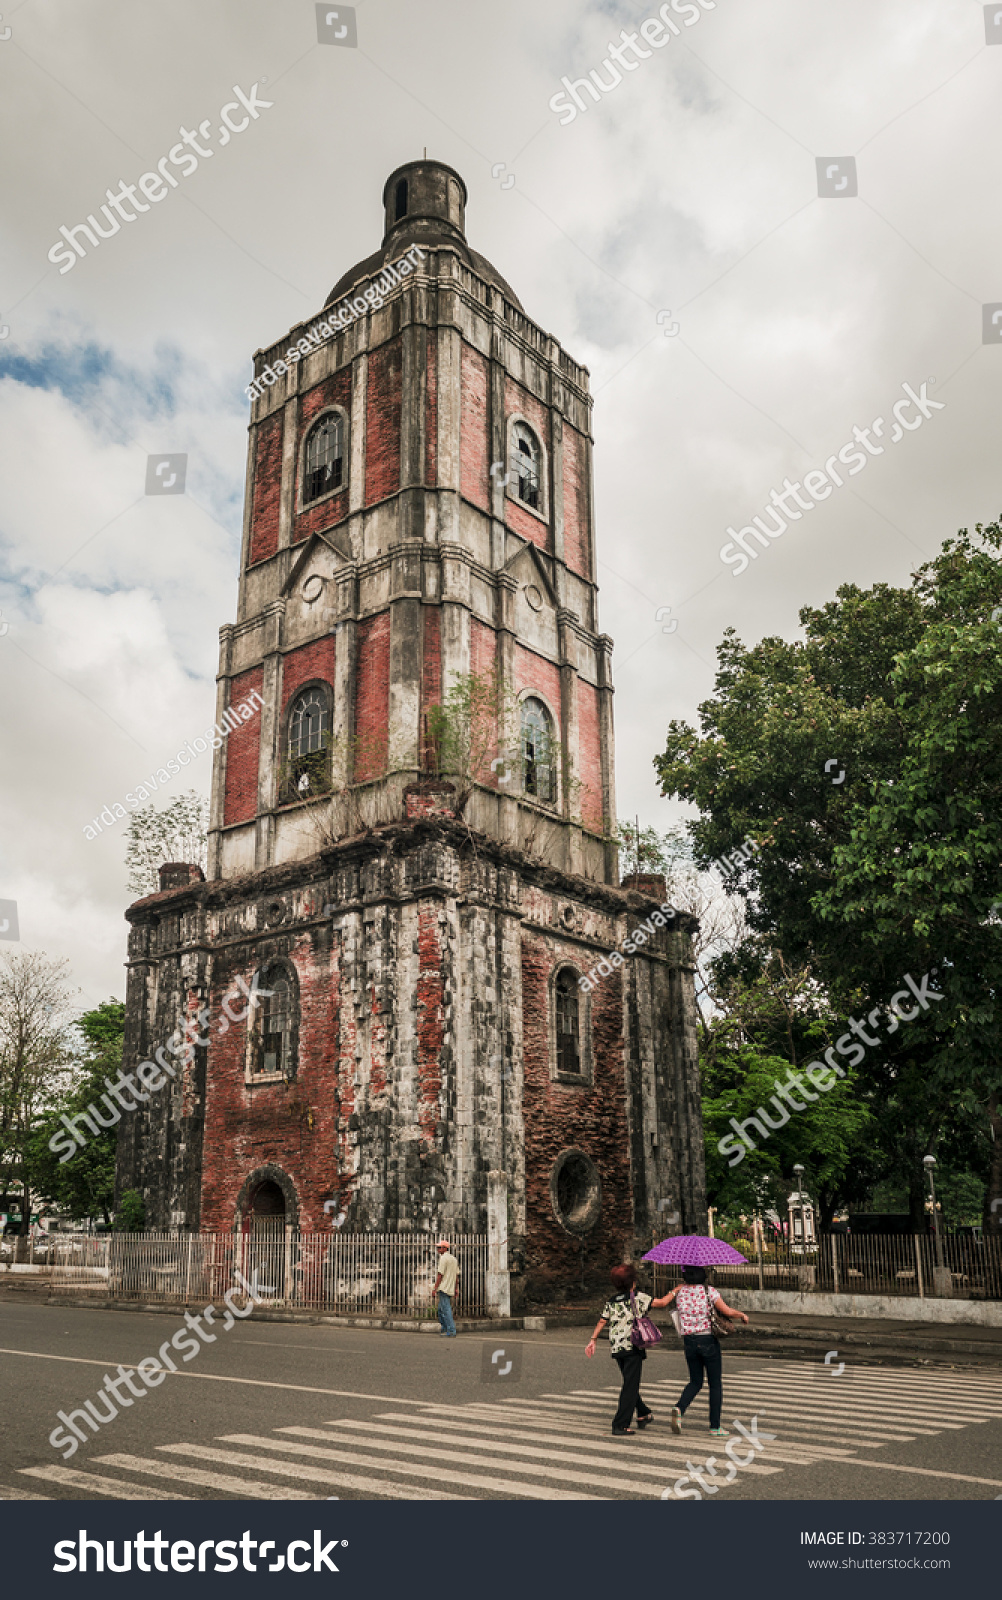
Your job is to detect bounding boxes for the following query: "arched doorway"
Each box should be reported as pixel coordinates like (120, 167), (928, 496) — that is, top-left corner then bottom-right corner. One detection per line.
(249, 1180), (286, 1237)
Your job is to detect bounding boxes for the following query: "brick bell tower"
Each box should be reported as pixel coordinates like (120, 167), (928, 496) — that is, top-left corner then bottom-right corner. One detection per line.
(117, 160), (706, 1303)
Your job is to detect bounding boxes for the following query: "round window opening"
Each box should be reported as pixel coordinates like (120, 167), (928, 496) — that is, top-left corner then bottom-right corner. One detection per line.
(550, 1148), (602, 1236)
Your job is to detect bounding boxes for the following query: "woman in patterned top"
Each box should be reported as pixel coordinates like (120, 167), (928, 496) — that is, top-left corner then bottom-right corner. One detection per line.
(585, 1263), (677, 1436)
(662, 1265), (749, 1437)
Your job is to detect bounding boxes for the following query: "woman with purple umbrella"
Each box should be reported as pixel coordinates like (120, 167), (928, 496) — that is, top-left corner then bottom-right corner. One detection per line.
(642, 1235), (751, 1439)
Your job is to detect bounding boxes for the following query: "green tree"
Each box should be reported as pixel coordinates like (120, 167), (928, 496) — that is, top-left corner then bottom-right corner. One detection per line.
(126, 790), (208, 898)
(654, 520), (1002, 1229)
(0, 951), (77, 1231)
(26, 1000), (124, 1227)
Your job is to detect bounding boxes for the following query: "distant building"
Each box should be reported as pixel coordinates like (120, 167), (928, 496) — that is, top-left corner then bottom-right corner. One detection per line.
(116, 161), (706, 1302)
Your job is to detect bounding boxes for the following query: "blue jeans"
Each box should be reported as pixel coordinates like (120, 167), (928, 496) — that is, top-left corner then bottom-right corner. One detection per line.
(437, 1290), (457, 1335)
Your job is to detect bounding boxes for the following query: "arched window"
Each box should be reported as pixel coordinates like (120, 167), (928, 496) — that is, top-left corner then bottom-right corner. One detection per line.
(521, 696), (555, 803)
(394, 178), (408, 221)
(249, 962), (298, 1081)
(285, 686), (331, 800)
(303, 414), (344, 504)
(510, 421), (541, 510)
(555, 969), (580, 1076)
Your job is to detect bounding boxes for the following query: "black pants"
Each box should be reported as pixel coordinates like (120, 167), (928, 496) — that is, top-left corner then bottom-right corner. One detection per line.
(678, 1334), (723, 1429)
(611, 1348), (652, 1432)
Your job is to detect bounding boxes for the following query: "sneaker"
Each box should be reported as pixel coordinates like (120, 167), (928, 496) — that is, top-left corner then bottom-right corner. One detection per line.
(709, 1426), (730, 1437)
(670, 1407), (682, 1435)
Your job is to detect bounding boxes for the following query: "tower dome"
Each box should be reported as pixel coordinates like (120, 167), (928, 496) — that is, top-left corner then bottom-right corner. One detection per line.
(325, 158), (523, 310)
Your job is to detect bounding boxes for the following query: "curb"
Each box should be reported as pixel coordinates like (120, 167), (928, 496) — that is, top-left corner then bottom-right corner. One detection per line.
(43, 1295), (544, 1334)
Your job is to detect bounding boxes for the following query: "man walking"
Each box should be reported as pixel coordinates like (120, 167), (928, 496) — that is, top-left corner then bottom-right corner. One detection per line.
(432, 1238), (460, 1337)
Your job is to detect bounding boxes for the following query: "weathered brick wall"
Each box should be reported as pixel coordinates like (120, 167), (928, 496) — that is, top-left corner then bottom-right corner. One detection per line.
(562, 424), (591, 581)
(293, 368), (352, 543)
(575, 679), (605, 833)
(520, 934), (632, 1299)
(354, 612), (390, 778)
(281, 639), (337, 717)
(223, 666), (265, 827)
(460, 342), (489, 511)
(504, 376), (552, 552)
(248, 414), (283, 566)
(514, 645), (561, 714)
(365, 338), (402, 506)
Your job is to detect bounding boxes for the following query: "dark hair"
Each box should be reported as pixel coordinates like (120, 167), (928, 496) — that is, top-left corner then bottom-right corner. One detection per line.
(610, 1263), (637, 1292)
(681, 1265), (707, 1284)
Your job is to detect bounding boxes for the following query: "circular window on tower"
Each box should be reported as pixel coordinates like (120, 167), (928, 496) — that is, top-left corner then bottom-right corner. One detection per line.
(549, 1148), (602, 1236)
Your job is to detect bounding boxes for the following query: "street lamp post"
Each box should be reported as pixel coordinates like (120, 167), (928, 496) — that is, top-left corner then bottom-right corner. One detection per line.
(924, 1155), (944, 1268)
(793, 1164), (805, 1257)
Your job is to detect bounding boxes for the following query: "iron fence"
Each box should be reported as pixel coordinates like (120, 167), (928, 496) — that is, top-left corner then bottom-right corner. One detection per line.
(45, 1231), (489, 1317)
(648, 1231), (1002, 1301)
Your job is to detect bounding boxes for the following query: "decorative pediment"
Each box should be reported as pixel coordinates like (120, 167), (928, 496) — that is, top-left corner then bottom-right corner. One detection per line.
(281, 527), (354, 600)
(502, 537), (558, 612)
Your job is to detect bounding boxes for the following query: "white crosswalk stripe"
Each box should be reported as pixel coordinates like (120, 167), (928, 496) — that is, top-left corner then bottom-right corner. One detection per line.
(5, 1357), (1000, 1501)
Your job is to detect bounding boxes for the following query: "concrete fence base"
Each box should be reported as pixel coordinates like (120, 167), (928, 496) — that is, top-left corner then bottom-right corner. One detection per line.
(726, 1288), (1002, 1327)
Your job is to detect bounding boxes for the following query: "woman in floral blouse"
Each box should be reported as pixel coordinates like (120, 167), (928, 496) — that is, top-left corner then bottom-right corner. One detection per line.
(661, 1264), (749, 1437)
(585, 1263), (676, 1436)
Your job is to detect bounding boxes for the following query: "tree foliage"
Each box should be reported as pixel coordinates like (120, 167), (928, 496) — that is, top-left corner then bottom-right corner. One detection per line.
(0, 951), (77, 1227)
(125, 790), (208, 898)
(26, 1000), (124, 1227)
(655, 520), (1002, 1229)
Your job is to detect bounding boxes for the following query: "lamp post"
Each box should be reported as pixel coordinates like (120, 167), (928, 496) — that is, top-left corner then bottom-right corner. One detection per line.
(924, 1155), (944, 1269)
(793, 1164), (805, 1256)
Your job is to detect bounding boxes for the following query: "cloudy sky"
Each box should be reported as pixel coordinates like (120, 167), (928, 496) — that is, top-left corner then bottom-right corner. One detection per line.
(1, 0), (998, 1006)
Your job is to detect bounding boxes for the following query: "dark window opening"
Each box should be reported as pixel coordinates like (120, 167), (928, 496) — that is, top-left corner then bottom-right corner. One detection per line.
(285, 687), (331, 800)
(510, 422), (541, 510)
(395, 179), (408, 221)
(303, 415), (344, 504)
(257, 973), (292, 1078)
(521, 696), (555, 803)
(555, 970), (581, 1076)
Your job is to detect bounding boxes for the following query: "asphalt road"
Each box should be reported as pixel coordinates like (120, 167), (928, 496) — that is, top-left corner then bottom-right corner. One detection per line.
(2, 1294), (1001, 1501)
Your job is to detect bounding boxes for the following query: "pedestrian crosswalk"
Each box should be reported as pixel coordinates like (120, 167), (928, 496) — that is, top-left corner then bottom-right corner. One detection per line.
(10, 1360), (1002, 1501)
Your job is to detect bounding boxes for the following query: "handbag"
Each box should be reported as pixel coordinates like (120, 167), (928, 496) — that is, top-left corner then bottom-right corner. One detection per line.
(629, 1289), (663, 1348)
(706, 1284), (732, 1338)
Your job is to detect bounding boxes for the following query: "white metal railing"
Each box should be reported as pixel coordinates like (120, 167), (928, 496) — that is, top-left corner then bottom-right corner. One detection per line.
(45, 1231), (489, 1317)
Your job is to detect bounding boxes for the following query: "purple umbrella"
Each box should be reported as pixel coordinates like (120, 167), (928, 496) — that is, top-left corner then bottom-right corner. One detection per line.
(642, 1235), (748, 1266)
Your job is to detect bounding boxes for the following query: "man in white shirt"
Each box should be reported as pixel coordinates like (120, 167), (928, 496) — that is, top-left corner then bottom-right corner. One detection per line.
(432, 1238), (460, 1337)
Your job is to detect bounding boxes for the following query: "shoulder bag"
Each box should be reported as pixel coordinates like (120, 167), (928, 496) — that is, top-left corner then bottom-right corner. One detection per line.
(706, 1284), (732, 1338)
(629, 1289), (663, 1348)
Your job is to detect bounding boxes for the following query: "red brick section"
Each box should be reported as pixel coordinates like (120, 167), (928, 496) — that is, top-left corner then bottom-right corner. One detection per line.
(293, 368), (352, 544)
(504, 377), (551, 551)
(223, 666), (265, 827)
(365, 338), (402, 506)
(353, 612), (390, 779)
(281, 639), (336, 718)
(249, 414), (283, 566)
(520, 935), (631, 1298)
(198, 941), (341, 1233)
(514, 644), (560, 711)
(470, 619), (501, 787)
(460, 342), (489, 512)
(425, 333), (437, 486)
(576, 679), (605, 833)
(420, 606), (441, 769)
(562, 424), (592, 581)
(415, 909), (444, 1141)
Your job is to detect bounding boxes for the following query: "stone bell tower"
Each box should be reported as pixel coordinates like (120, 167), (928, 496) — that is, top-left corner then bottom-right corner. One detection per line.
(117, 160), (706, 1304)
